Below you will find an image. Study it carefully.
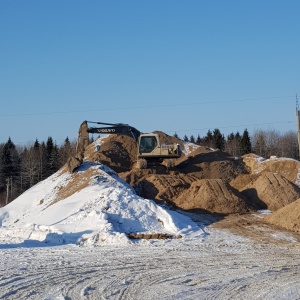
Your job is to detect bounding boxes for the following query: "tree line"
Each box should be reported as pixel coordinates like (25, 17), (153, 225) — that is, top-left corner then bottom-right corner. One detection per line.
(0, 128), (298, 206)
(177, 128), (298, 159)
(0, 137), (76, 207)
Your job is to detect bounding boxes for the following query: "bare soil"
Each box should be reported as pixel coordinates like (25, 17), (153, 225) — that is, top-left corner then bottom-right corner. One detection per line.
(174, 179), (251, 214)
(211, 212), (300, 247)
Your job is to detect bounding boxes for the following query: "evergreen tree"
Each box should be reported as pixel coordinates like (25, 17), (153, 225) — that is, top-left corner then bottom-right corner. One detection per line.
(45, 137), (59, 176)
(0, 138), (20, 201)
(196, 134), (201, 145)
(173, 132), (179, 139)
(48, 142), (59, 174)
(240, 129), (252, 155)
(204, 130), (213, 147)
(59, 137), (74, 165)
(183, 134), (189, 143)
(212, 129), (225, 150)
(39, 142), (47, 180)
(190, 135), (195, 144)
(33, 138), (40, 150)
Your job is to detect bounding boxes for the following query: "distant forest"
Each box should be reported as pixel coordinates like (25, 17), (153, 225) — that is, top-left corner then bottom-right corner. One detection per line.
(0, 128), (298, 207)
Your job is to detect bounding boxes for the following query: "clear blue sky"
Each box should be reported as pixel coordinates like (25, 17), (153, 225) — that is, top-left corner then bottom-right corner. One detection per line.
(1, 0), (299, 145)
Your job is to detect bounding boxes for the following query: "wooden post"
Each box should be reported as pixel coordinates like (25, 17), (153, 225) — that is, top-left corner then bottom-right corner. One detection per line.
(296, 95), (300, 160)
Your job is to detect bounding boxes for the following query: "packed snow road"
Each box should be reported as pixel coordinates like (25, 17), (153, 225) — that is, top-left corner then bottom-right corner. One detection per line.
(1, 224), (300, 300)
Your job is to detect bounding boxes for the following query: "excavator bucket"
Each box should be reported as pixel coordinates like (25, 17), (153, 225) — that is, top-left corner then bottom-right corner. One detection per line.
(67, 121), (89, 173)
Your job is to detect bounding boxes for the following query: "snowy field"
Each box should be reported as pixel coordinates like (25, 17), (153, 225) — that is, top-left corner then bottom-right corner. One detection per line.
(1, 225), (300, 299)
(1, 163), (300, 299)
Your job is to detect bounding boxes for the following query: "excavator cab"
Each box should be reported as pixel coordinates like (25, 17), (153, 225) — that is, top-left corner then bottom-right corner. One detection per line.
(139, 135), (158, 153)
(137, 133), (181, 159)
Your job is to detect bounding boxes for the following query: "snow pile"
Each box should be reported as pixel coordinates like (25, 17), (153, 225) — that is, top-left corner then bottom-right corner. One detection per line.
(182, 142), (202, 155)
(0, 162), (198, 246)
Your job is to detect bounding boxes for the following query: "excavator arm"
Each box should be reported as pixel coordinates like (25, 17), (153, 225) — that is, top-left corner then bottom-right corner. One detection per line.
(86, 121), (141, 141)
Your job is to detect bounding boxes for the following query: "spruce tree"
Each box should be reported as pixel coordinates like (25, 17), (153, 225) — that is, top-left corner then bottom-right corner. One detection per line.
(183, 134), (189, 143)
(190, 135), (195, 144)
(240, 129), (252, 155)
(0, 138), (20, 200)
(212, 129), (225, 150)
(204, 130), (213, 147)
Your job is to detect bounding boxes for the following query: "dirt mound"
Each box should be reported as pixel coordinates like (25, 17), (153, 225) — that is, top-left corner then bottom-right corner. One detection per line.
(138, 173), (198, 202)
(240, 172), (300, 211)
(176, 150), (248, 182)
(174, 179), (251, 214)
(153, 131), (184, 150)
(230, 174), (259, 190)
(119, 167), (169, 188)
(242, 154), (300, 184)
(265, 198), (300, 233)
(85, 135), (137, 172)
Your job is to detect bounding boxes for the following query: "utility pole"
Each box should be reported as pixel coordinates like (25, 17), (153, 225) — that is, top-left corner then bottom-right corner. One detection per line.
(6, 178), (9, 205)
(296, 94), (300, 160)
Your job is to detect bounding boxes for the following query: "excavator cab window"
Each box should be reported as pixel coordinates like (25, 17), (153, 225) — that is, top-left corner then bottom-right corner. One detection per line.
(139, 136), (158, 153)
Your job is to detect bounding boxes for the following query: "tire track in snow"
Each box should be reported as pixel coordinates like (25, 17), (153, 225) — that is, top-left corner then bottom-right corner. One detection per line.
(1, 233), (300, 299)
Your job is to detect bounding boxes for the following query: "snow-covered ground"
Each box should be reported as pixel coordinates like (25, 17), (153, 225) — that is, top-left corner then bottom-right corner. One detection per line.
(1, 226), (300, 299)
(1, 162), (300, 299)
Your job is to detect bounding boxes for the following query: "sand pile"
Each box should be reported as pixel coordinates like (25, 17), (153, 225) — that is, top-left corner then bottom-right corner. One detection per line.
(138, 174), (198, 202)
(265, 198), (300, 233)
(84, 135), (137, 172)
(242, 154), (300, 184)
(176, 150), (248, 182)
(230, 174), (259, 191)
(174, 179), (250, 214)
(235, 172), (300, 211)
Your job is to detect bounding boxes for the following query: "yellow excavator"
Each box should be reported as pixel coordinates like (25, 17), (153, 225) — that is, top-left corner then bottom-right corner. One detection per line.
(67, 121), (181, 172)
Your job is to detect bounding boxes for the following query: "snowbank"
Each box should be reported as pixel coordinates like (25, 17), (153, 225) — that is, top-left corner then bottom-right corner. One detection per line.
(0, 162), (199, 246)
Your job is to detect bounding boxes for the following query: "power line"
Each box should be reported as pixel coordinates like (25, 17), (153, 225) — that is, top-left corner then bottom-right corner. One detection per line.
(1, 120), (296, 146)
(166, 120), (296, 134)
(0, 95), (294, 117)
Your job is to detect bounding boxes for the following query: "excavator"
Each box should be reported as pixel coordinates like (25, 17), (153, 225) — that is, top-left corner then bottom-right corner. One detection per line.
(67, 121), (181, 172)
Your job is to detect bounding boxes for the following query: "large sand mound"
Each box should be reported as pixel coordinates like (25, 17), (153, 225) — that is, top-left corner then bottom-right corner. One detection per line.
(265, 198), (300, 233)
(242, 154), (300, 184)
(174, 179), (251, 214)
(239, 172), (300, 211)
(176, 150), (248, 182)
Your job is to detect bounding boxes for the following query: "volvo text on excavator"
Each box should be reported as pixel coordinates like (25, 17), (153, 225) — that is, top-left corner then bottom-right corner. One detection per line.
(67, 121), (181, 172)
